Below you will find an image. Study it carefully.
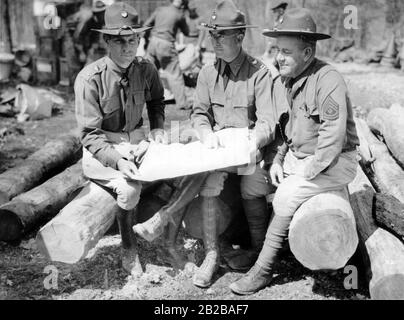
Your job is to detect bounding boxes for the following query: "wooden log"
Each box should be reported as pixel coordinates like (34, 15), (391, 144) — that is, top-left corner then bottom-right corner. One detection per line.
(0, 161), (86, 242)
(36, 182), (119, 264)
(348, 166), (404, 300)
(354, 117), (404, 203)
(374, 193), (404, 240)
(288, 189), (358, 271)
(0, 131), (81, 205)
(36, 179), (165, 264)
(367, 107), (404, 168)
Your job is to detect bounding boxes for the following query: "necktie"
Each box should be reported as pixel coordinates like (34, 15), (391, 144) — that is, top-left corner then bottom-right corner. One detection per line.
(119, 71), (129, 104)
(119, 70), (129, 131)
(223, 63), (231, 90)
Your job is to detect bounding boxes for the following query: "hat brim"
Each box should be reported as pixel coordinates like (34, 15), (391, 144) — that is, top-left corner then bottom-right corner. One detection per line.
(198, 24), (258, 31)
(262, 29), (331, 40)
(92, 26), (151, 35)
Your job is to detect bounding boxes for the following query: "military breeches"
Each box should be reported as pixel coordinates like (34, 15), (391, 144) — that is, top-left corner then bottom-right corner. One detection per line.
(199, 164), (274, 199)
(273, 150), (358, 218)
(82, 129), (146, 210)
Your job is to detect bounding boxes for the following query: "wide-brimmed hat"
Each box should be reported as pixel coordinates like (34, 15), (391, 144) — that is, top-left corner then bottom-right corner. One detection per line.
(92, 0), (106, 13)
(92, 2), (151, 36)
(199, 0), (257, 31)
(270, 0), (288, 10)
(262, 8), (331, 40)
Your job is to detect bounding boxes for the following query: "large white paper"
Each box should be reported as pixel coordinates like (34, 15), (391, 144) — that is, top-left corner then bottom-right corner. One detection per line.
(133, 127), (252, 181)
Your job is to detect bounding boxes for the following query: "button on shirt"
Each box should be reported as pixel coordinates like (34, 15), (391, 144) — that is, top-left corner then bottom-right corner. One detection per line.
(144, 4), (190, 43)
(75, 56), (165, 169)
(273, 58), (359, 180)
(191, 50), (276, 150)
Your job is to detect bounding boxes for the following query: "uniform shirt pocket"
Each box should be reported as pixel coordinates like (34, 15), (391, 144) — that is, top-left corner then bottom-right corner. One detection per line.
(231, 95), (249, 128)
(211, 90), (225, 127)
(293, 103), (320, 148)
(100, 94), (122, 131)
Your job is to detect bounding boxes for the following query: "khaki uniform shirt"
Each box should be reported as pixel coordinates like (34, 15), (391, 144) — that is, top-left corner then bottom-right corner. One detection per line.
(191, 50), (276, 151)
(75, 56), (165, 169)
(273, 58), (359, 180)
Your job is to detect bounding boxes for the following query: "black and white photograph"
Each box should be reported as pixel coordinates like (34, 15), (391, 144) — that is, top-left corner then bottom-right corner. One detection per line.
(0, 0), (404, 305)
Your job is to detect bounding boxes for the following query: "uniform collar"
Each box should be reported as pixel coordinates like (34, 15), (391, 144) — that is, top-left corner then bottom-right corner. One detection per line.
(219, 49), (247, 77)
(105, 55), (133, 77)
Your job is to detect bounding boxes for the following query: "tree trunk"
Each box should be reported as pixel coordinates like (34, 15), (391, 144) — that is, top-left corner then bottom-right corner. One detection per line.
(0, 161), (86, 242)
(36, 179), (166, 264)
(1, 0), (13, 53)
(367, 107), (404, 168)
(288, 189), (358, 271)
(348, 166), (404, 300)
(374, 193), (404, 240)
(354, 117), (404, 203)
(0, 131), (81, 205)
(36, 182), (119, 264)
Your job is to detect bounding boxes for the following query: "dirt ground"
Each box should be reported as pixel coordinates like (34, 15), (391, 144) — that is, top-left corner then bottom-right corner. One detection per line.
(1, 61), (404, 301)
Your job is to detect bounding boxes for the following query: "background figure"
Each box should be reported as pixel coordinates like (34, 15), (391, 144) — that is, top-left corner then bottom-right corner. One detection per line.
(144, 0), (193, 110)
(72, 0), (107, 65)
(270, 0), (288, 28)
(261, 0), (288, 74)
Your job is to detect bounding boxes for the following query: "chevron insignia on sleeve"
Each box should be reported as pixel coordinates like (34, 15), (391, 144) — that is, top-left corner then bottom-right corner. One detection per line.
(322, 95), (339, 120)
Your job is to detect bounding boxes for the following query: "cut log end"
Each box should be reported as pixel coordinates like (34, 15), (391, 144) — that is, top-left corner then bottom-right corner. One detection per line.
(0, 209), (23, 241)
(371, 274), (404, 300)
(290, 209), (358, 270)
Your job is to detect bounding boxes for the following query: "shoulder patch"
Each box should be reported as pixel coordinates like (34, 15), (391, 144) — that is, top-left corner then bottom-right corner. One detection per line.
(322, 95), (339, 121)
(247, 55), (266, 70)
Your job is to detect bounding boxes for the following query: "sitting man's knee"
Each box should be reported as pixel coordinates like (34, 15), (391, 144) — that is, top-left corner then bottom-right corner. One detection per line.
(240, 173), (272, 200)
(115, 180), (142, 210)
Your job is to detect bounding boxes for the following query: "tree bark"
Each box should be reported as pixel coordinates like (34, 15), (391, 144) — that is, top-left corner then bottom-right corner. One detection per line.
(288, 189), (358, 271)
(348, 165), (404, 300)
(0, 131), (81, 205)
(0, 161), (86, 242)
(2, 0), (13, 53)
(367, 107), (404, 168)
(374, 193), (404, 240)
(36, 181), (119, 264)
(354, 117), (404, 203)
(36, 179), (166, 264)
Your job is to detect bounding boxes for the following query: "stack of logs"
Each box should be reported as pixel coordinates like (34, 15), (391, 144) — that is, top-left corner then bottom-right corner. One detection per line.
(0, 106), (403, 299)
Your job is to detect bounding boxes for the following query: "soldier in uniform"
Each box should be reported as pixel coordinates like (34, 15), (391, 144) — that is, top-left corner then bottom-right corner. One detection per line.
(144, 0), (193, 110)
(270, 0), (288, 28)
(187, 0), (278, 288)
(230, 8), (359, 295)
(74, 3), (167, 277)
(73, 0), (107, 65)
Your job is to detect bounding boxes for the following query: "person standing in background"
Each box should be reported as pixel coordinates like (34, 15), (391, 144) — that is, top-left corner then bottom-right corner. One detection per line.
(144, 0), (193, 110)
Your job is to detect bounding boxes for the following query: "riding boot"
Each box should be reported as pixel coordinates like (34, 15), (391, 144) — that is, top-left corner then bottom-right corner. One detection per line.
(229, 214), (292, 295)
(193, 196), (220, 288)
(226, 197), (270, 271)
(164, 206), (188, 270)
(117, 207), (143, 277)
